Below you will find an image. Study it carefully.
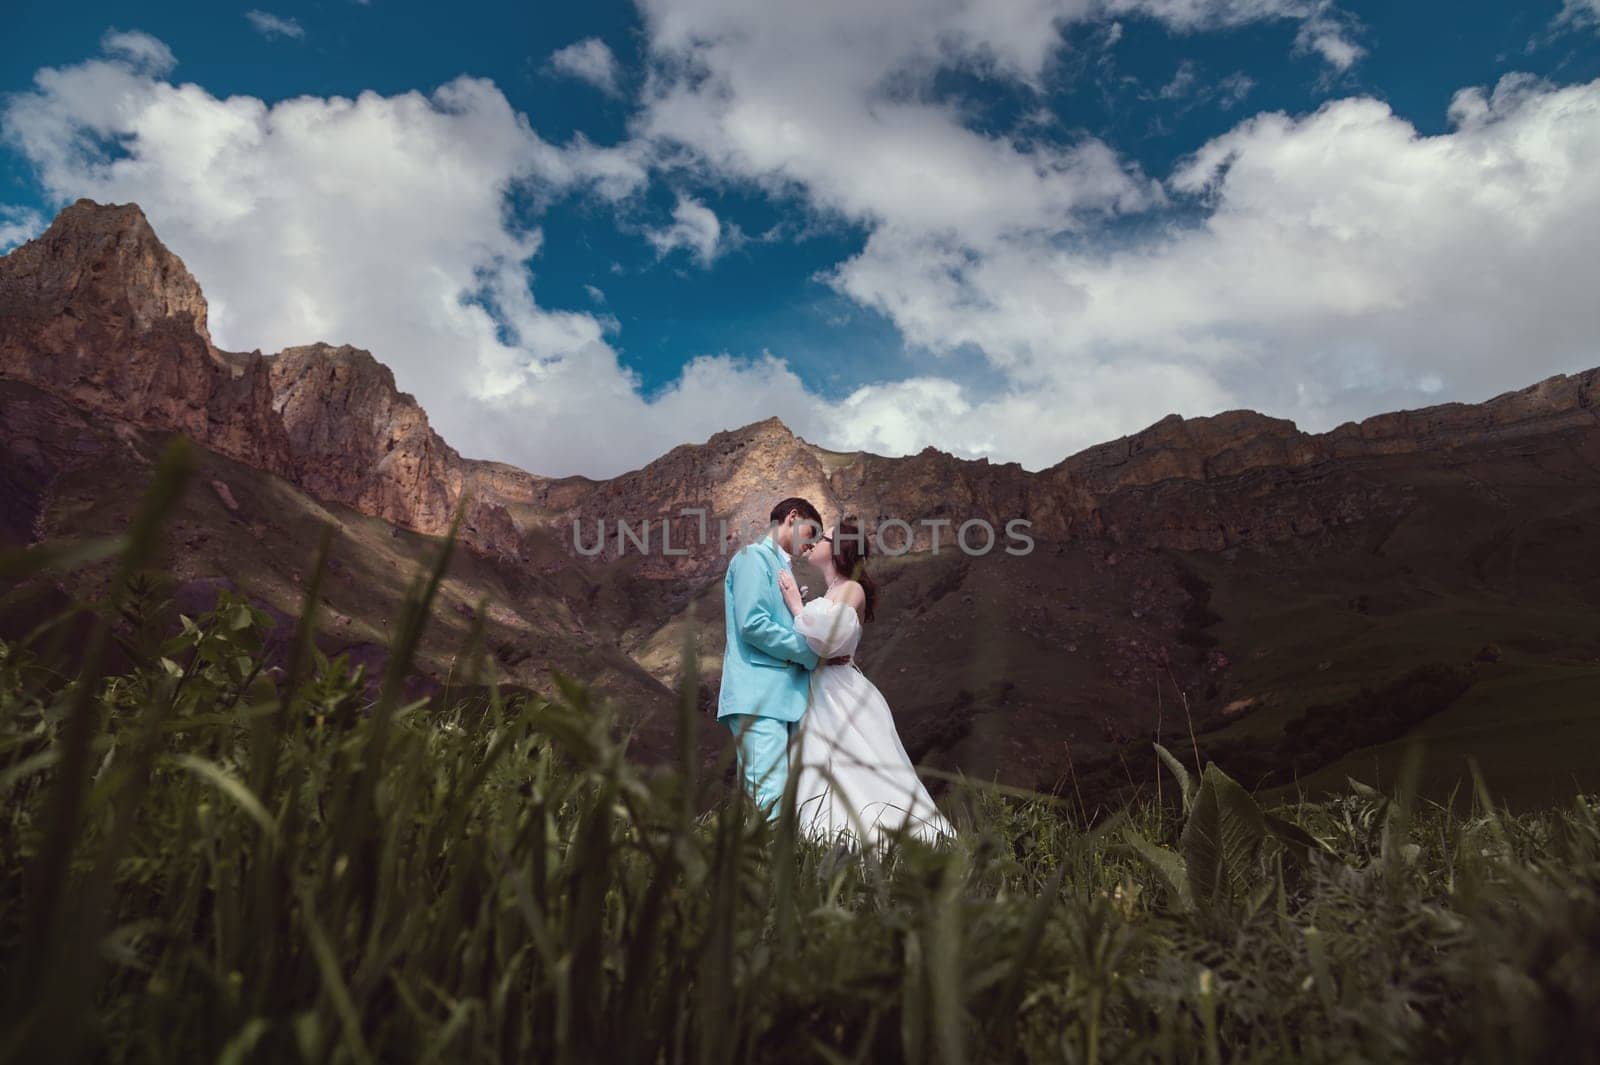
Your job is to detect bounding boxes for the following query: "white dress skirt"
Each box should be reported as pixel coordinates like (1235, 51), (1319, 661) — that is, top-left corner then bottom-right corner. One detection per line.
(789, 597), (955, 846)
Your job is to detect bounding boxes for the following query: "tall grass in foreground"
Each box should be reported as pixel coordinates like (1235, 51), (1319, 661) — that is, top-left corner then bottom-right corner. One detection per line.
(1, 442), (1597, 1063)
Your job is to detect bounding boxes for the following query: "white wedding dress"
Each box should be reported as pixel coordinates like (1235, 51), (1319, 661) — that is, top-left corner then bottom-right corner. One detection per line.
(790, 597), (955, 846)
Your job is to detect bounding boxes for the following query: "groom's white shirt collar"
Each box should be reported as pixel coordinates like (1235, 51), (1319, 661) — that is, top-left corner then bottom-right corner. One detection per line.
(761, 534), (791, 570)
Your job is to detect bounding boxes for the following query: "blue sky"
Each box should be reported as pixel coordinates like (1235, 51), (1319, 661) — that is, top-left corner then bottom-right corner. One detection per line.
(2, 0), (1598, 476)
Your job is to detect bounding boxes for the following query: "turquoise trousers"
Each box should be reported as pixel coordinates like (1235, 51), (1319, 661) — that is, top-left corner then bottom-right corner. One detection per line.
(725, 715), (794, 820)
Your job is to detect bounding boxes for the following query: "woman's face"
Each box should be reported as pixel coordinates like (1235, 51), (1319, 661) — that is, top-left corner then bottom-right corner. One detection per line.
(809, 529), (834, 570)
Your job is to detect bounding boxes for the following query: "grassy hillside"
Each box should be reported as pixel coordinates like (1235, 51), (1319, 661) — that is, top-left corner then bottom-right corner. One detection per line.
(1283, 662), (1600, 807)
(0, 385), (691, 760)
(1177, 449), (1600, 807)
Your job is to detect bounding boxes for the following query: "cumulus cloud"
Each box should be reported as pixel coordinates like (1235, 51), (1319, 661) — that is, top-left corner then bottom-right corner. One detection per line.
(637, 0), (1167, 248)
(824, 73), (1600, 466)
(0, 31), (1009, 472)
(633, 0), (1369, 251)
(547, 38), (622, 96)
(244, 10), (305, 40)
(644, 194), (722, 264)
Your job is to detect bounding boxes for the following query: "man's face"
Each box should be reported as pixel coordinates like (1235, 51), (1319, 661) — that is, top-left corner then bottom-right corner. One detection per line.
(794, 519), (821, 557)
(777, 511), (819, 557)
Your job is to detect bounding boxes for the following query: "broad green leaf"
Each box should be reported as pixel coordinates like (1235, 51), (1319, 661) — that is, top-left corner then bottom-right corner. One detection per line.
(1263, 812), (1335, 860)
(1154, 742), (1198, 813)
(1180, 763), (1266, 911)
(1122, 824), (1194, 913)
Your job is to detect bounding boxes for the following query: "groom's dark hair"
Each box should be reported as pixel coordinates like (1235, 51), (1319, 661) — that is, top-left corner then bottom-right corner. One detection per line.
(769, 496), (822, 526)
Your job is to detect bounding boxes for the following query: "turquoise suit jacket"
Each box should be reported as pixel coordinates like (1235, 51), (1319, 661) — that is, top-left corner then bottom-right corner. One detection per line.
(718, 536), (819, 723)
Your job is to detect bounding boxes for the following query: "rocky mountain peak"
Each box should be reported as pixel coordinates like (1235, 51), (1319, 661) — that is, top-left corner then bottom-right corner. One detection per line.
(706, 415), (801, 450)
(0, 199), (211, 343)
(1055, 408), (1313, 488)
(266, 341), (475, 537)
(271, 343), (413, 421)
(0, 202), (492, 545)
(1326, 368), (1600, 455)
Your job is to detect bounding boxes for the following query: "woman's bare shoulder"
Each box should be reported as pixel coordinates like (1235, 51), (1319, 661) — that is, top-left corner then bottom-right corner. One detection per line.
(832, 580), (866, 609)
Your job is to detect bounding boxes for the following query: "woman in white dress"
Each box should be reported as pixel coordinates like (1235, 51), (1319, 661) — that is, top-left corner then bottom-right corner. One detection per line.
(774, 517), (955, 847)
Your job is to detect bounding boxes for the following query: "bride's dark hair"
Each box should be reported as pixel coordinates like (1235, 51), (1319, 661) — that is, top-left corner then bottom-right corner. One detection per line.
(831, 516), (876, 623)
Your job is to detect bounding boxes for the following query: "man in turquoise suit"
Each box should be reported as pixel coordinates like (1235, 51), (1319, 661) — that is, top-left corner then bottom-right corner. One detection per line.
(720, 496), (844, 818)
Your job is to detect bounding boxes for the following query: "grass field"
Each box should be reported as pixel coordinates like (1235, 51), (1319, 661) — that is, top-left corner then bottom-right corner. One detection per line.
(2, 444), (1598, 1063)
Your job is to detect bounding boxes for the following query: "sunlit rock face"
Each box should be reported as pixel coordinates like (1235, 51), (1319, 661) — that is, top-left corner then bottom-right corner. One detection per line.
(0, 199), (288, 471)
(0, 201), (540, 560)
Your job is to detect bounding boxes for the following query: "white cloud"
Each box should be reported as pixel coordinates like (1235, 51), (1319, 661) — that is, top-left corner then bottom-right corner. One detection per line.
(583, 283), (606, 304)
(824, 74), (1600, 467)
(1108, 0), (1362, 67)
(1556, 0), (1600, 31)
(634, 0), (1366, 248)
(1160, 60), (1199, 99)
(245, 10), (305, 41)
(0, 205), (44, 252)
(644, 194), (722, 264)
(100, 29), (177, 74)
(547, 38), (622, 96)
(1293, 12), (1363, 71)
(1217, 71), (1255, 109)
(637, 0), (1170, 250)
(1156, 63), (1254, 110)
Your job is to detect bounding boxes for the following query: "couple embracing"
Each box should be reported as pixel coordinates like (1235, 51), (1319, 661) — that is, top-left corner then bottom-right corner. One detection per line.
(718, 496), (953, 846)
